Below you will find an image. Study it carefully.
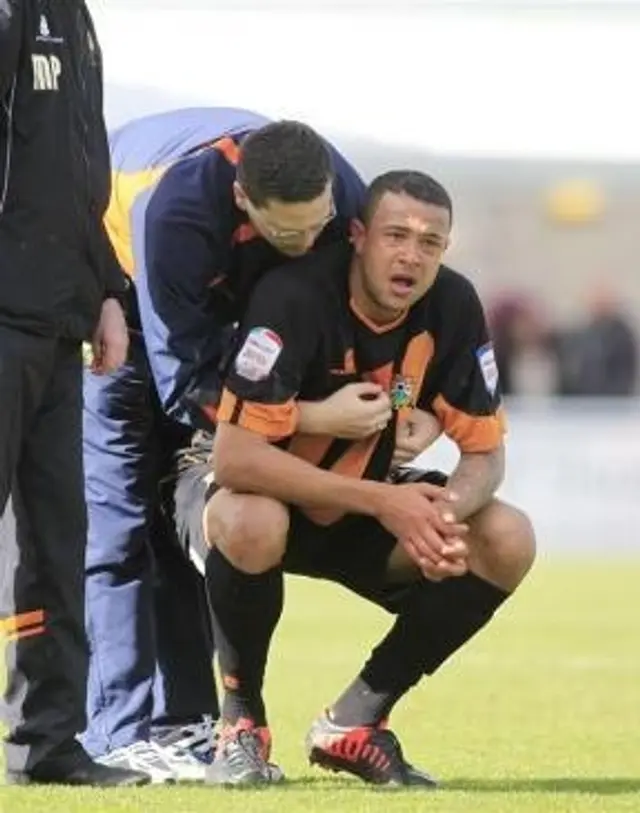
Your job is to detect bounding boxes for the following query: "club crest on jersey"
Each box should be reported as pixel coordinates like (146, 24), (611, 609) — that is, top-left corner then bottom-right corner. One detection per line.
(390, 375), (416, 410)
(234, 327), (283, 382)
(477, 341), (499, 396)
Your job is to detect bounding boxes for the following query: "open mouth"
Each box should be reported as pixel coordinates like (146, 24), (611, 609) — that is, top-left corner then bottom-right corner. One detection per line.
(389, 274), (416, 295)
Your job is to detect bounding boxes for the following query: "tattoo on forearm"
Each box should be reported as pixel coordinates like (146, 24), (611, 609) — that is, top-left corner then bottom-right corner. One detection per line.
(446, 446), (505, 521)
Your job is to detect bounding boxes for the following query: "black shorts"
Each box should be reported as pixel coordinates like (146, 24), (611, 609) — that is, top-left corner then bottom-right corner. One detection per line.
(172, 462), (448, 614)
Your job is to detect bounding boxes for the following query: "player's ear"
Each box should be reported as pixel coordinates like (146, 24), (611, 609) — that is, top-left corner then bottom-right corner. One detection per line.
(233, 181), (248, 212)
(350, 217), (366, 253)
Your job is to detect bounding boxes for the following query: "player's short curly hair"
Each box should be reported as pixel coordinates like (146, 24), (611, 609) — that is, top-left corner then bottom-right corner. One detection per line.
(363, 170), (453, 226)
(237, 121), (334, 208)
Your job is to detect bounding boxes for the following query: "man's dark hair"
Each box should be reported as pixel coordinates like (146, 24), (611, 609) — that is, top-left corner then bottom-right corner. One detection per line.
(237, 121), (334, 208)
(363, 170), (453, 226)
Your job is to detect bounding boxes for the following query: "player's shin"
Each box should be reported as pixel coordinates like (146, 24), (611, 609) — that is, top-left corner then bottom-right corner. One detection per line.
(306, 573), (508, 786)
(204, 547), (284, 727)
(332, 572), (509, 727)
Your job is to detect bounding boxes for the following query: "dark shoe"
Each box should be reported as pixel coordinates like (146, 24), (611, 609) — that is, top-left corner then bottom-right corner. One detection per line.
(6, 745), (150, 787)
(205, 718), (284, 786)
(306, 713), (438, 788)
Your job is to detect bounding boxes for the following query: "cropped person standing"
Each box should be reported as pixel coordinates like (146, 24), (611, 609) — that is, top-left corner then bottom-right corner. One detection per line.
(0, 0), (147, 786)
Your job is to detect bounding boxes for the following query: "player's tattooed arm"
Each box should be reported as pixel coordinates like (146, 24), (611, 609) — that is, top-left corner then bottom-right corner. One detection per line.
(442, 444), (505, 522)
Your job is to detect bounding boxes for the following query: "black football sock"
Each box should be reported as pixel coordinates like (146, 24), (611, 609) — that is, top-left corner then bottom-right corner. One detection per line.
(329, 676), (403, 729)
(331, 572), (508, 727)
(205, 546), (283, 728)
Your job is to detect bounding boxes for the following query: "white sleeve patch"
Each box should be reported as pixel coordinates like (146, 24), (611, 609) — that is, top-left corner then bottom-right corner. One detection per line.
(234, 327), (283, 382)
(477, 342), (499, 396)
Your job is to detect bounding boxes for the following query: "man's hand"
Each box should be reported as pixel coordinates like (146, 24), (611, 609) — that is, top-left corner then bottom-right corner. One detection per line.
(392, 409), (443, 467)
(375, 481), (469, 581)
(90, 298), (129, 374)
(298, 382), (392, 439)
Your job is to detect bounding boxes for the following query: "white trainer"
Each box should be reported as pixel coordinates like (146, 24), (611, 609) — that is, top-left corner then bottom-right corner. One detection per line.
(151, 717), (218, 782)
(96, 740), (177, 784)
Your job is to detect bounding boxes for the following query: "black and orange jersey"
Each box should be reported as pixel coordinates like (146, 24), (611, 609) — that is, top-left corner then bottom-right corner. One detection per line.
(217, 242), (505, 520)
(104, 107), (366, 429)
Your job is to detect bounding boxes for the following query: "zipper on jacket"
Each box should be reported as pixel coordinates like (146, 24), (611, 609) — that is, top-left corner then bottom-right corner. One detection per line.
(0, 76), (17, 217)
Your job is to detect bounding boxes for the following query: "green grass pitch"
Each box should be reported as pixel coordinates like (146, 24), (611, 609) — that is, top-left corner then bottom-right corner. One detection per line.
(2, 557), (639, 812)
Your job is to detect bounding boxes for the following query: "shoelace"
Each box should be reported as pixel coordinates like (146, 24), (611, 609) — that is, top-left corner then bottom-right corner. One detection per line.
(161, 743), (204, 767)
(224, 729), (267, 774)
(187, 722), (217, 756)
(169, 724), (214, 757)
(153, 718), (217, 758)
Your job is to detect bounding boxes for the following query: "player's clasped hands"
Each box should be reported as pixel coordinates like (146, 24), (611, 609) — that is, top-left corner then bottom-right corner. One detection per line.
(376, 481), (469, 581)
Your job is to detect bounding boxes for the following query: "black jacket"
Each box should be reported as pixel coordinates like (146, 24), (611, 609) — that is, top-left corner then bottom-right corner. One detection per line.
(0, 0), (126, 339)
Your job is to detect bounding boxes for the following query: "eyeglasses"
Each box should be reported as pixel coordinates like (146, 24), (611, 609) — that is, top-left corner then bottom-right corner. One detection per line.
(247, 198), (336, 241)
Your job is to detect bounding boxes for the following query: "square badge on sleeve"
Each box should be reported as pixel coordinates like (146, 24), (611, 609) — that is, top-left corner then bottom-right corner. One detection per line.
(477, 342), (499, 396)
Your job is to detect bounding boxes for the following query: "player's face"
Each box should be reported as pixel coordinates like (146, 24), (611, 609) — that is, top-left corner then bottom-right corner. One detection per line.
(352, 191), (450, 319)
(237, 182), (335, 257)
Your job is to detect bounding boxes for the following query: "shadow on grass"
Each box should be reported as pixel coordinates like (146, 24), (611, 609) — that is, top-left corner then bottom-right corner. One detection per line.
(261, 776), (640, 795)
(431, 778), (640, 795)
(2, 776), (638, 796)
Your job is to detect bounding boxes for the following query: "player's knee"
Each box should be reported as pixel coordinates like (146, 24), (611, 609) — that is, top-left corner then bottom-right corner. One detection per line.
(205, 493), (289, 574)
(468, 500), (536, 591)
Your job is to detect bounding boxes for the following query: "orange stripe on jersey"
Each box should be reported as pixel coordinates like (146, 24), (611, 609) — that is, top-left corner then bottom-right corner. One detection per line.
(1, 609), (44, 634)
(433, 396), (506, 453)
(287, 434), (333, 466)
(332, 434), (380, 479)
(289, 430), (380, 522)
(1, 609), (46, 642)
(290, 432), (376, 524)
(217, 388), (242, 423)
(365, 361), (393, 391)
(301, 433), (382, 526)
(217, 388), (299, 441)
(213, 136), (241, 165)
(6, 625), (46, 643)
(397, 331), (434, 420)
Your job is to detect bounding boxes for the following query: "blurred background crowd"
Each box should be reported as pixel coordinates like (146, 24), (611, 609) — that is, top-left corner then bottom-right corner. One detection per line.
(487, 285), (637, 397)
(97, 2), (640, 400)
(449, 164), (639, 398)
